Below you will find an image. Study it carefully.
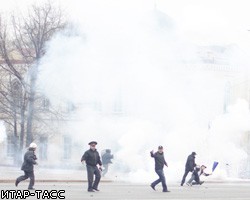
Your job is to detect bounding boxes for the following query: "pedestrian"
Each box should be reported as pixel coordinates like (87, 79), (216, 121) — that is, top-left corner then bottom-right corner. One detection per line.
(15, 143), (38, 190)
(81, 141), (102, 192)
(150, 145), (170, 192)
(101, 149), (113, 177)
(181, 152), (197, 186)
(186, 165), (211, 186)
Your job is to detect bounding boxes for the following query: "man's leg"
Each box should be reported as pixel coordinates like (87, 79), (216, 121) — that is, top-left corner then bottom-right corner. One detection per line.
(86, 165), (95, 191)
(187, 174), (195, 185)
(151, 170), (161, 189)
(93, 166), (101, 190)
(28, 171), (35, 189)
(181, 169), (190, 186)
(193, 174), (201, 185)
(156, 170), (168, 192)
(16, 171), (29, 186)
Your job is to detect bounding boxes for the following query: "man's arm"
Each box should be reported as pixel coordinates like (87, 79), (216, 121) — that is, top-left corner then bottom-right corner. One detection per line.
(164, 159), (168, 167)
(97, 153), (102, 166)
(26, 153), (37, 165)
(150, 151), (155, 158)
(81, 152), (88, 163)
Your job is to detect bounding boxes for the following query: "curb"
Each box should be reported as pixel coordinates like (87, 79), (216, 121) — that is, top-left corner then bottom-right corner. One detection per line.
(0, 180), (113, 183)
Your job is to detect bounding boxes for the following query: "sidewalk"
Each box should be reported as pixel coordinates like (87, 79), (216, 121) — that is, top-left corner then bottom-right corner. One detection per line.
(0, 166), (112, 183)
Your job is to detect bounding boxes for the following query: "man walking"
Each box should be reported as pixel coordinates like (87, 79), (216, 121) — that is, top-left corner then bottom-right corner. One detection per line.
(181, 152), (197, 186)
(15, 143), (38, 190)
(81, 141), (102, 192)
(150, 146), (170, 192)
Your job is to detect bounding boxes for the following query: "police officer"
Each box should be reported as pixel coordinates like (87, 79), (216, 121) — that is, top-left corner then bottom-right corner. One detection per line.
(15, 143), (38, 190)
(181, 152), (197, 186)
(150, 146), (170, 192)
(81, 141), (102, 192)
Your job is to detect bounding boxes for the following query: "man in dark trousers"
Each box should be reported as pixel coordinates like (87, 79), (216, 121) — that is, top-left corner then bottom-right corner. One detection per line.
(101, 149), (113, 177)
(181, 152), (197, 186)
(15, 143), (38, 190)
(150, 146), (170, 192)
(81, 141), (102, 192)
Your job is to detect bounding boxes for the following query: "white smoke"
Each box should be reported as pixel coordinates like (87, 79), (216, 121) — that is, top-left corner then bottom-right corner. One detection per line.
(37, 0), (250, 182)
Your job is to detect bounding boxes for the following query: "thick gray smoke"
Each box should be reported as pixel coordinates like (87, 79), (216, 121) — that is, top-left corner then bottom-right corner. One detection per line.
(37, 0), (250, 182)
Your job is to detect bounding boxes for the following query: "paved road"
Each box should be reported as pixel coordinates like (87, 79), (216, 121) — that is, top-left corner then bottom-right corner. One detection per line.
(1, 182), (250, 200)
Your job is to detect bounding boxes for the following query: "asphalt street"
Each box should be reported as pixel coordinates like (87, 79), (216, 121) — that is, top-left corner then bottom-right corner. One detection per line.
(1, 182), (250, 200)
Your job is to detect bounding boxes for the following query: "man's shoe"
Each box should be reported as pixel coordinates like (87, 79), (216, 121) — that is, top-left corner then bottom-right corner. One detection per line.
(88, 189), (95, 192)
(180, 183), (183, 186)
(28, 188), (35, 190)
(15, 179), (19, 187)
(93, 188), (100, 191)
(163, 190), (171, 192)
(150, 184), (156, 191)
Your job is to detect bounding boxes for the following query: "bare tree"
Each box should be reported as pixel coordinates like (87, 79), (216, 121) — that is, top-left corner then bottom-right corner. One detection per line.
(12, 2), (66, 146)
(0, 2), (66, 164)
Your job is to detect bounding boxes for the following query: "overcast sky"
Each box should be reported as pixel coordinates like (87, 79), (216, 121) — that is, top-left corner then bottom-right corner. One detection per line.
(1, 0), (250, 48)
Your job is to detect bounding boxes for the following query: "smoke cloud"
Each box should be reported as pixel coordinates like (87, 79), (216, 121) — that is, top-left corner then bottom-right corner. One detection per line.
(37, 0), (250, 182)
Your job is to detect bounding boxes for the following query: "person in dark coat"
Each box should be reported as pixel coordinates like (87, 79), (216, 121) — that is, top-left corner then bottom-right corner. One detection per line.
(15, 143), (38, 190)
(101, 149), (113, 177)
(186, 165), (211, 186)
(81, 141), (102, 192)
(181, 152), (197, 186)
(150, 146), (170, 192)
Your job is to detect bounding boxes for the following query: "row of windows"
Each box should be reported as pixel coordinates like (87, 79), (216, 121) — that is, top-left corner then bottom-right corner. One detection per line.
(6, 135), (72, 160)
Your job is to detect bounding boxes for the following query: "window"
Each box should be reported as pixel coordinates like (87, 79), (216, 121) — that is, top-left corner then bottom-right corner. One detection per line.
(224, 82), (231, 113)
(67, 102), (76, 113)
(7, 135), (14, 157)
(42, 98), (50, 110)
(114, 93), (122, 114)
(39, 136), (48, 160)
(11, 80), (22, 108)
(63, 136), (72, 159)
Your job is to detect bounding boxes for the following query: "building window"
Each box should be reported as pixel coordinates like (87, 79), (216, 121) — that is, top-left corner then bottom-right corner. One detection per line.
(113, 93), (122, 114)
(11, 79), (22, 109)
(42, 98), (50, 110)
(63, 136), (72, 159)
(224, 82), (231, 113)
(67, 102), (76, 113)
(39, 136), (48, 160)
(7, 135), (14, 157)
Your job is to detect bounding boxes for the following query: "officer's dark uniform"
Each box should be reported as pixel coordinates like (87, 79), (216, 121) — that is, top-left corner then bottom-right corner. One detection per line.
(15, 148), (37, 189)
(81, 141), (102, 192)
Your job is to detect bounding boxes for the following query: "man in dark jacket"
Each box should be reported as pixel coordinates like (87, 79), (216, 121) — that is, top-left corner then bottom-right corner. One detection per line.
(150, 146), (170, 192)
(101, 149), (113, 177)
(15, 143), (38, 190)
(181, 152), (196, 186)
(81, 141), (102, 192)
